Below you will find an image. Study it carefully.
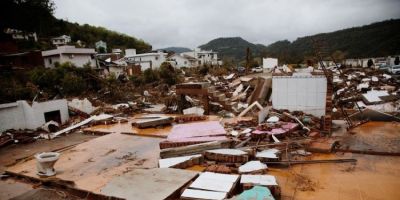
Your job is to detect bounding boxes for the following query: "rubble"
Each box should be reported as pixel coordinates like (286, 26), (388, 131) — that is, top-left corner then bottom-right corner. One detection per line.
(3, 64), (399, 200)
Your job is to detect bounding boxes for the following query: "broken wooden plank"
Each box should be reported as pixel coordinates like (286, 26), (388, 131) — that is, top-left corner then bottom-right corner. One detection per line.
(131, 116), (173, 128)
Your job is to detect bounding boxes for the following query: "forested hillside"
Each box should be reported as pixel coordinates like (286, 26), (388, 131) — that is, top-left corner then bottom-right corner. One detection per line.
(0, 0), (151, 53)
(199, 37), (266, 61)
(199, 19), (400, 64)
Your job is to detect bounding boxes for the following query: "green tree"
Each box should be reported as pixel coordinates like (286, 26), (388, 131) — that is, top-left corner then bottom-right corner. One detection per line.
(159, 62), (178, 85)
(367, 59), (374, 67)
(394, 56), (399, 65)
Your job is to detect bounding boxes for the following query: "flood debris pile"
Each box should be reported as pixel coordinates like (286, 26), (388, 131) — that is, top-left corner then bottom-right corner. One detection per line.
(152, 106), (350, 199)
(332, 67), (400, 120)
(3, 66), (400, 200)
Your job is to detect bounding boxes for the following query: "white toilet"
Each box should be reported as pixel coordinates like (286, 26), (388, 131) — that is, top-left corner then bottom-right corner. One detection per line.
(35, 152), (60, 177)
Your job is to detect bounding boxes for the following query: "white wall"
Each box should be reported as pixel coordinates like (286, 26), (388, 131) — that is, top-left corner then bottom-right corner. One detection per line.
(60, 54), (96, 67)
(169, 55), (192, 68)
(44, 54), (95, 68)
(0, 99), (69, 132)
(263, 58), (278, 69)
(272, 74), (327, 117)
(126, 53), (167, 70)
(43, 55), (61, 68)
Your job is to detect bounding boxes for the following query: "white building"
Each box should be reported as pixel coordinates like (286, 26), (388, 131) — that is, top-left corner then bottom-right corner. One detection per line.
(262, 58), (278, 70)
(51, 35), (71, 46)
(167, 54), (198, 68)
(42, 46), (96, 68)
(0, 99), (69, 132)
(125, 50), (168, 70)
(272, 72), (327, 117)
(4, 28), (37, 41)
(181, 48), (219, 66)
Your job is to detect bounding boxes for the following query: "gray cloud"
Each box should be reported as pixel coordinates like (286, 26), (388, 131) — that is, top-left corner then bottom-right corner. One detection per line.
(53, 0), (400, 49)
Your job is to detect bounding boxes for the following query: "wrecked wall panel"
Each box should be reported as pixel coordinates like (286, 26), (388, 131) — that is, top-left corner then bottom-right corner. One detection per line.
(272, 74), (327, 117)
(0, 100), (69, 132)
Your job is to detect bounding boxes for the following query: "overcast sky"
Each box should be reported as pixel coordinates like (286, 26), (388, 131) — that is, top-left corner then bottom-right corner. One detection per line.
(53, 0), (400, 49)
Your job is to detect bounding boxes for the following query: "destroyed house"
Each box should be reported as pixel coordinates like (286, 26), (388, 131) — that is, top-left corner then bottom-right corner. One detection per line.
(0, 99), (69, 132)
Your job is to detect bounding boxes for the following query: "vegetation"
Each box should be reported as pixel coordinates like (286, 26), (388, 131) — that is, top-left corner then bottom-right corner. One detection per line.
(159, 62), (178, 85)
(199, 19), (400, 64)
(0, 0), (151, 53)
(160, 47), (191, 53)
(199, 37), (266, 61)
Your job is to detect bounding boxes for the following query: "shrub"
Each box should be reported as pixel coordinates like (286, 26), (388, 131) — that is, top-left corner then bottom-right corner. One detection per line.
(129, 75), (143, 86)
(143, 68), (159, 83)
(159, 62), (178, 85)
(61, 73), (86, 95)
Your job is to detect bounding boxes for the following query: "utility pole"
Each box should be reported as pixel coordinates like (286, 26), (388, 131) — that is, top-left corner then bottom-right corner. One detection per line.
(245, 47), (250, 74)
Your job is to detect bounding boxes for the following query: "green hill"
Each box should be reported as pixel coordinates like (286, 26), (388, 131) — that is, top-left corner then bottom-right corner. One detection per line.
(199, 37), (267, 61)
(160, 47), (192, 53)
(199, 19), (400, 64)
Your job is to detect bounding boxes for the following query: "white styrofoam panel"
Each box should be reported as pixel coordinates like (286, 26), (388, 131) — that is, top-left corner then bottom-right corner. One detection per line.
(182, 189), (226, 200)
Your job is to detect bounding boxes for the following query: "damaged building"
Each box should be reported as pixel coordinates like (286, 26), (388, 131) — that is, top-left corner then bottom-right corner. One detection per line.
(0, 99), (69, 132)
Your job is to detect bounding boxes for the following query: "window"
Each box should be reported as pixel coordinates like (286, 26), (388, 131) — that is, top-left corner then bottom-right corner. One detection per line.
(155, 56), (159, 60)
(49, 58), (52, 64)
(184, 61), (187, 65)
(69, 54), (74, 59)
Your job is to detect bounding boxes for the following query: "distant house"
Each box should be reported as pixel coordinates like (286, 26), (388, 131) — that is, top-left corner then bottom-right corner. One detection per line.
(96, 52), (127, 76)
(95, 40), (107, 52)
(112, 49), (122, 54)
(4, 28), (37, 42)
(262, 58), (278, 70)
(181, 48), (220, 66)
(125, 50), (168, 70)
(41, 45), (96, 68)
(51, 35), (71, 46)
(167, 54), (198, 68)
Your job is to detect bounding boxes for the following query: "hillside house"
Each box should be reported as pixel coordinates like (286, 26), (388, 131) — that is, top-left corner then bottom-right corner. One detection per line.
(41, 46), (96, 68)
(51, 35), (71, 46)
(167, 54), (198, 68)
(125, 50), (168, 70)
(181, 48), (219, 66)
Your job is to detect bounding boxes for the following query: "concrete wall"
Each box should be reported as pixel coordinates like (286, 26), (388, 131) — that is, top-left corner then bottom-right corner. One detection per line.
(60, 54), (96, 67)
(44, 54), (96, 68)
(43, 55), (61, 68)
(127, 53), (167, 70)
(168, 55), (193, 68)
(272, 74), (327, 117)
(0, 99), (69, 132)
